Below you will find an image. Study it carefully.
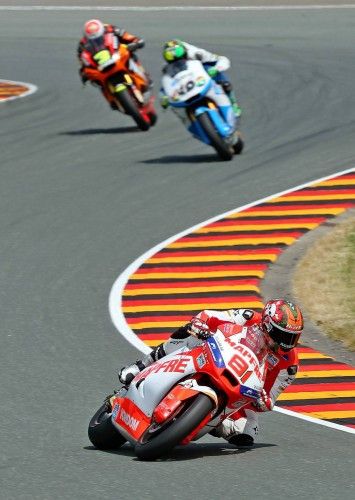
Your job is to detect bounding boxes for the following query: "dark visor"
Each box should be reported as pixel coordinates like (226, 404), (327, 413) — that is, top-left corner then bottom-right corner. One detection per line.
(269, 325), (301, 351)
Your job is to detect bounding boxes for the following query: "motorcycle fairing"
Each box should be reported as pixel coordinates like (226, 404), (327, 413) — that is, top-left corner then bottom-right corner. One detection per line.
(153, 385), (198, 424)
(111, 352), (218, 443)
(93, 51), (119, 71)
(111, 397), (151, 442)
(162, 60), (211, 105)
(162, 59), (237, 148)
(108, 330), (268, 450)
(124, 351), (199, 417)
(213, 330), (267, 393)
(206, 337), (225, 367)
(81, 43), (151, 113)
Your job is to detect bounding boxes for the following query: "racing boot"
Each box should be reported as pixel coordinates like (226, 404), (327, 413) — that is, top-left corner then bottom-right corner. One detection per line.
(221, 81), (242, 118)
(211, 410), (257, 448)
(228, 433), (254, 449)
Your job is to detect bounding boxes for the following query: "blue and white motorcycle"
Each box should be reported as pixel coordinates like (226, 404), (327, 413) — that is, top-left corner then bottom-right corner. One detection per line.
(161, 60), (243, 161)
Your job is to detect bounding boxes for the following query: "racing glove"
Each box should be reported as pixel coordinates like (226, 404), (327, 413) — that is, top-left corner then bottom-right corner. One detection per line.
(187, 318), (211, 340)
(207, 66), (219, 78)
(126, 40), (145, 52)
(253, 389), (273, 412)
(160, 95), (169, 109)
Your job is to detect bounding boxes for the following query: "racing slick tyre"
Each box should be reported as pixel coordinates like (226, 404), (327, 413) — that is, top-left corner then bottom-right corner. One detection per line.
(134, 393), (214, 461)
(196, 112), (234, 161)
(88, 402), (126, 450)
(115, 88), (150, 131)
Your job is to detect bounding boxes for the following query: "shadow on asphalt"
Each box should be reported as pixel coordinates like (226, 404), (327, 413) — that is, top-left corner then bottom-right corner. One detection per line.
(59, 126), (139, 135)
(141, 154), (221, 164)
(84, 442), (276, 461)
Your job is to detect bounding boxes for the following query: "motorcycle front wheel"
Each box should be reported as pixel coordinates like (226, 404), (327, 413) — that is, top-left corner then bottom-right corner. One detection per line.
(115, 88), (150, 131)
(134, 393), (214, 461)
(196, 112), (234, 161)
(88, 402), (126, 450)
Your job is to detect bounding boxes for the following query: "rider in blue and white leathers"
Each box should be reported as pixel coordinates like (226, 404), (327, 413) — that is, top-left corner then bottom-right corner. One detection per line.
(160, 39), (241, 117)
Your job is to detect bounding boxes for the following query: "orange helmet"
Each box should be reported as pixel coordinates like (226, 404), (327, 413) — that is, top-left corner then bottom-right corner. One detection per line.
(262, 299), (303, 351)
(84, 19), (105, 40)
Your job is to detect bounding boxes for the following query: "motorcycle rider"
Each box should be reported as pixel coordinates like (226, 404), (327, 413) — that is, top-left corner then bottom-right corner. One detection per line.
(77, 19), (152, 108)
(160, 39), (242, 118)
(118, 299), (303, 448)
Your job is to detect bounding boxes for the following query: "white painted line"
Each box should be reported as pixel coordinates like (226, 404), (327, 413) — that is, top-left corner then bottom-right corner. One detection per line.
(0, 79), (37, 102)
(1, 5), (355, 11)
(109, 166), (355, 433)
(275, 406), (355, 434)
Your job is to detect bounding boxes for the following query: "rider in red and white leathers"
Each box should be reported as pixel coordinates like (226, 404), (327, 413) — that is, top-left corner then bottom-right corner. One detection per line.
(119, 299), (303, 448)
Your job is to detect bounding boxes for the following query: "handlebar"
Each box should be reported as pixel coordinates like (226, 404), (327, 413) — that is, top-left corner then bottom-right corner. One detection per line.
(126, 41), (144, 52)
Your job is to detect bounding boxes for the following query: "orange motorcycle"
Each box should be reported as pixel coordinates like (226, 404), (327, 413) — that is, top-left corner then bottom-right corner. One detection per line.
(81, 39), (157, 131)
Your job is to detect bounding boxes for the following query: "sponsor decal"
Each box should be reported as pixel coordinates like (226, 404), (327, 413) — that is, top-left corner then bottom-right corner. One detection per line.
(232, 345), (263, 381)
(221, 323), (236, 336)
(196, 353), (206, 368)
(134, 356), (191, 383)
(112, 403), (120, 419)
(196, 76), (206, 87)
(119, 408), (139, 431)
(240, 385), (260, 399)
(207, 338), (225, 368)
(267, 353), (279, 368)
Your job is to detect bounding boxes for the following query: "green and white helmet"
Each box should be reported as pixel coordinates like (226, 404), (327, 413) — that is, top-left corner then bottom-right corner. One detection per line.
(163, 40), (187, 62)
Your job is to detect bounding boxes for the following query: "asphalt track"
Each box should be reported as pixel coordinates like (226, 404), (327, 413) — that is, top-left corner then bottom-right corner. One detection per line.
(1, 2), (355, 499)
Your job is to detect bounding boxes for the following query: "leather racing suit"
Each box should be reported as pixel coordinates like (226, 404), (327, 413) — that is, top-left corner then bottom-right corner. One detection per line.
(77, 24), (151, 95)
(119, 308), (299, 445)
(160, 41), (241, 118)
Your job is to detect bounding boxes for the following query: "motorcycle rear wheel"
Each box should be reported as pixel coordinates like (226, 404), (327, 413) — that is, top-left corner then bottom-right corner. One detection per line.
(115, 88), (150, 131)
(88, 402), (126, 450)
(196, 112), (234, 161)
(134, 393), (214, 461)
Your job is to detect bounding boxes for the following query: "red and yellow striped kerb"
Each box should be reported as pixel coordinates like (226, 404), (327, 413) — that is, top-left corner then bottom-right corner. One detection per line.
(0, 80), (36, 101)
(121, 170), (355, 430)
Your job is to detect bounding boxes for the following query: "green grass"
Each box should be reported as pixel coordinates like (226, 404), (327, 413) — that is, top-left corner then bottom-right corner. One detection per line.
(293, 216), (355, 351)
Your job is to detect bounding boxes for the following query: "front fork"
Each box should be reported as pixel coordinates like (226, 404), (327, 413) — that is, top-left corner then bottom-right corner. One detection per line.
(108, 74), (147, 107)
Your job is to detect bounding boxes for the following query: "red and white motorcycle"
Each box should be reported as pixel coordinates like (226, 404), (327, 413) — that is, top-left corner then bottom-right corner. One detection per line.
(88, 324), (268, 460)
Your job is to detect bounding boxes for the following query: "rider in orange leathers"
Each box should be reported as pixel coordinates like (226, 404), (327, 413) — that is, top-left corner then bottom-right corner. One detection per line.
(77, 19), (152, 107)
(119, 299), (303, 448)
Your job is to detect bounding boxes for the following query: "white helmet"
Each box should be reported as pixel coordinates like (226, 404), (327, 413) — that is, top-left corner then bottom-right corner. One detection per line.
(83, 19), (105, 40)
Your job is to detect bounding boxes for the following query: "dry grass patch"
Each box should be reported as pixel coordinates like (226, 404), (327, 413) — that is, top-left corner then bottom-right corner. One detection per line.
(293, 216), (355, 351)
